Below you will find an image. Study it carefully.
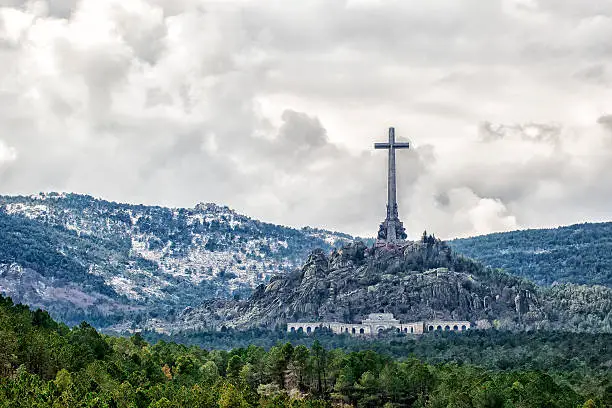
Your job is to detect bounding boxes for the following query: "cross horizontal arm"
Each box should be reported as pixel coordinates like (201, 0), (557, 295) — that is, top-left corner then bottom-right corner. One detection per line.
(394, 142), (410, 149)
(374, 143), (391, 149)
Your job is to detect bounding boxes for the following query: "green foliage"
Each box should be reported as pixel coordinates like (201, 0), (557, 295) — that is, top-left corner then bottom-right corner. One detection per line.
(146, 326), (612, 401)
(0, 211), (115, 296)
(449, 222), (612, 286)
(0, 295), (608, 407)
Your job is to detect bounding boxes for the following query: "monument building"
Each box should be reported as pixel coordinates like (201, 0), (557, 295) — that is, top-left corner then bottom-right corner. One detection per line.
(286, 129), (473, 337)
(287, 313), (471, 336)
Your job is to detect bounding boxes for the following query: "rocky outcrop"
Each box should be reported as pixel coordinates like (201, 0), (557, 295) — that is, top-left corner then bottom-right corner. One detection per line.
(178, 236), (585, 332)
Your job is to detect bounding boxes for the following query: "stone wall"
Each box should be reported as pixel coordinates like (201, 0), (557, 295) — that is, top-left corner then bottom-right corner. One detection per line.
(424, 320), (471, 332)
(286, 317), (471, 336)
(399, 322), (425, 334)
(287, 322), (373, 335)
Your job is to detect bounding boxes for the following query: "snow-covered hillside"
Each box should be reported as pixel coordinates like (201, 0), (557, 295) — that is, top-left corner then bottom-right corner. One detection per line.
(0, 193), (356, 326)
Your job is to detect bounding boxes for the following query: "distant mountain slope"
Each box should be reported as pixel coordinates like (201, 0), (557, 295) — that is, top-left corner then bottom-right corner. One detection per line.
(449, 223), (612, 287)
(0, 193), (355, 326)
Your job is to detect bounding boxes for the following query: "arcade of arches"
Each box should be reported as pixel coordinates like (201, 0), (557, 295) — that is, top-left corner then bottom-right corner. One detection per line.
(287, 314), (471, 337)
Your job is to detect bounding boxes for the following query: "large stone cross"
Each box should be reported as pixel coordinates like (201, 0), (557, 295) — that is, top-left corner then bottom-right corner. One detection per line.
(374, 127), (409, 245)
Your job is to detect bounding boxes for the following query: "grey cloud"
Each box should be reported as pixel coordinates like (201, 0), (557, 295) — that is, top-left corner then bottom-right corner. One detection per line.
(537, 0), (612, 19)
(0, 0), (78, 18)
(441, 123), (569, 205)
(145, 88), (173, 108)
(278, 110), (328, 150)
(266, 110), (337, 170)
(1, 0), (612, 239)
(574, 64), (610, 85)
(109, 2), (168, 64)
(434, 192), (450, 208)
(597, 114), (612, 129)
(47, 0), (78, 18)
(51, 39), (132, 117)
(479, 122), (562, 145)
(425, 116), (612, 237)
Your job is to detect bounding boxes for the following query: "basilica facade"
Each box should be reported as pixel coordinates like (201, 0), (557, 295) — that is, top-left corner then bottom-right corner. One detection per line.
(287, 313), (471, 336)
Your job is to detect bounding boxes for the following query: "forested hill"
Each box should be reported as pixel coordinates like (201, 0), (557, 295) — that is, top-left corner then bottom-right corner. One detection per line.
(0, 294), (609, 407)
(0, 193), (354, 326)
(449, 222), (612, 287)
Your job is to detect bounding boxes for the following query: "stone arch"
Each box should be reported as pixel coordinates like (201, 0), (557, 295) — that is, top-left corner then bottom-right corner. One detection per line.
(461, 325), (467, 331)
(290, 327), (296, 333)
(297, 327), (303, 333)
(396, 328), (401, 333)
(410, 327), (414, 333)
(221, 325), (228, 332)
(359, 328), (365, 334)
(404, 328), (408, 333)
(445, 325), (450, 331)
(453, 325), (458, 331)
(437, 325), (442, 331)
(314, 326), (320, 332)
(428, 325), (434, 332)
(352, 327), (356, 334)
(307, 327), (312, 334)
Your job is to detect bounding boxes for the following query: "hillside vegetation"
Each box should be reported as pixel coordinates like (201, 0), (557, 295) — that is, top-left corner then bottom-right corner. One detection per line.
(449, 222), (612, 287)
(0, 193), (353, 326)
(0, 294), (608, 407)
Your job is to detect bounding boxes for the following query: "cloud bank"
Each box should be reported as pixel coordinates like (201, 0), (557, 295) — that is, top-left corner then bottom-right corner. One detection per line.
(1, 0), (612, 238)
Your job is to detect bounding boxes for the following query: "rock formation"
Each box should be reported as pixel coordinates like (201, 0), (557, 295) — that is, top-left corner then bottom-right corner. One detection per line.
(178, 235), (563, 332)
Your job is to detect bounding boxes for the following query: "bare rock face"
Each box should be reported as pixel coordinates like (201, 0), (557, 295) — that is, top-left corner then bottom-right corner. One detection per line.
(515, 290), (531, 315)
(179, 236), (550, 332)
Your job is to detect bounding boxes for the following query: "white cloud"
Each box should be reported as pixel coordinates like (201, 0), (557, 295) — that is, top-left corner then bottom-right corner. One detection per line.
(1, 0), (612, 239)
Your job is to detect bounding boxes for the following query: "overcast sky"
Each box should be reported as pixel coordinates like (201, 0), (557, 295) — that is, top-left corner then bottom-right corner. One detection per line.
(1, 0), (612, 239)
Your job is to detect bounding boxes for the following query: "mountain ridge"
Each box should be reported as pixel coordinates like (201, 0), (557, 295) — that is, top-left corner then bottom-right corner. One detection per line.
(1, 192), (611, 332)
(0, 192), (356, 326)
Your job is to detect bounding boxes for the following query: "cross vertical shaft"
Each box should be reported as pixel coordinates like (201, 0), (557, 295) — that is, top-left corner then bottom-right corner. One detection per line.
(388, 128), (397, 225)
(374, 127), (409, 245)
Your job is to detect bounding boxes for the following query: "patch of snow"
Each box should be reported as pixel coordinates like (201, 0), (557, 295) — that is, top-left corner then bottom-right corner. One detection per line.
(130, 234), (168, 263)
(9, 264), (24, 275)
(324, 235), (338, 245)
(128, 210), (142, 226)
(65, 221), (89, 235)
(107, 276), (142, 300)
(141, 285), (166, 299)
(187, 213), (206, 226)
(4, 203), (49, 219)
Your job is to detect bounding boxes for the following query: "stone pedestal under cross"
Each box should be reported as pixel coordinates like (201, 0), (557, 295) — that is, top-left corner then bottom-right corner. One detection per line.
(374, 127), (409, 245)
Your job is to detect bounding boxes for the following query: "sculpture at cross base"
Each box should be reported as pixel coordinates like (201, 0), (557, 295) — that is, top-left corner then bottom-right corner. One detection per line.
(374, 127), (409, 246)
